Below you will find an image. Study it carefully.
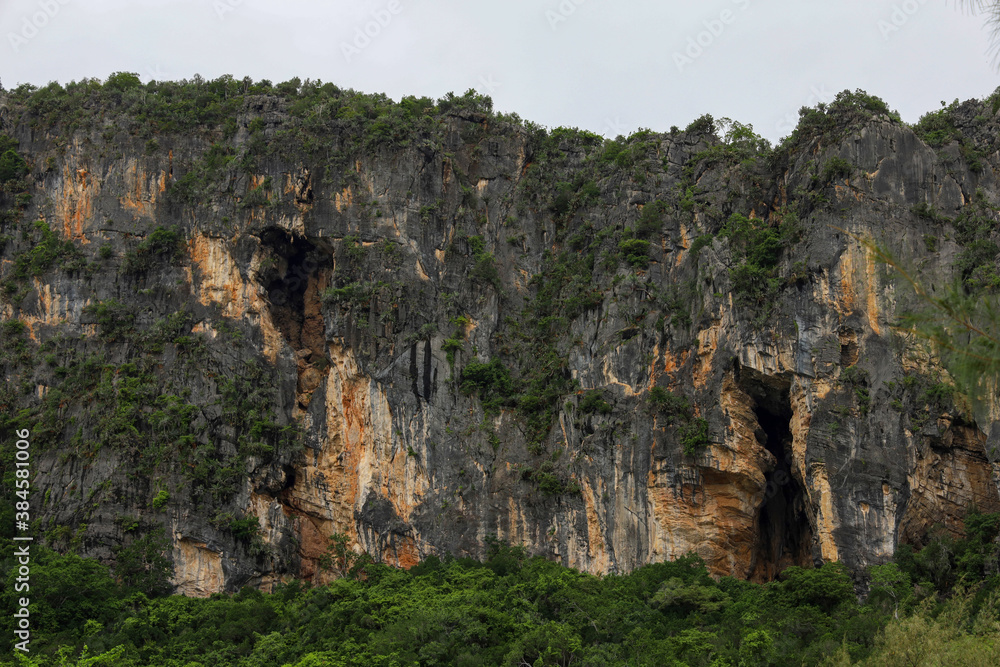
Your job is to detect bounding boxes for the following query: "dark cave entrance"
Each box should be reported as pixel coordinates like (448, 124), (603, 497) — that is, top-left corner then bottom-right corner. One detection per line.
(258, 228), (333, 408)
(737, 367), (815, 582)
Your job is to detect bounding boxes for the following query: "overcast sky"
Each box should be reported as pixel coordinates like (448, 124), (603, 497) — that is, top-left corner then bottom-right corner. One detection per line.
(1, 0), (997, 142)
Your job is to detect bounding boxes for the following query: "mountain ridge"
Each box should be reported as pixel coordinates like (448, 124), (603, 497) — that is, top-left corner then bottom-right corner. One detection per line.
(2, 76), (1000, 594)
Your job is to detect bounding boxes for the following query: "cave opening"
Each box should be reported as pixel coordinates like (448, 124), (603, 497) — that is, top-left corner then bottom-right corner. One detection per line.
(737, 367), (815, 582)
(258, 228), (333, 407)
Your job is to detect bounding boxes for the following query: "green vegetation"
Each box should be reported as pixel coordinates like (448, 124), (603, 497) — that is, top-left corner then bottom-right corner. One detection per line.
(6, 507), (1000, 665)
(720, 210), (799, 314)
(911, 99), (987, 172)
(647, 388), (711, 456)
(317, 533), (373, 580)
(678, 418), (711, 456)
(950, 190), (1000, 294)
(913, 103), (963, 148)
(322, 280), (398, 309)
(779, 89), (901, 150)
(683, 119), (771, 175)
(579, 389), (613, 415)
(634, 200), (667, 238)
(151, 489), (169, 511)
(167, 143), (237, 206)
(912, 201), (948, 224)
(647, 387), (691, 422)
(218, 360), (301, 461)
(459, 358), (516, 414)
(321, 281), (372, 305)
(689, 234), (714, 257)
(861, 233), (1000, 417)
(618, 238), (652, 268)
(0, 147), (28, 184)
(519, 459), (580, 497)
(1, 221), (84, 302)
(467, 235), (501, 289)
(418, 198), (443, 223)
(684, 113), (716, 135)
(1, 295), (295, 505)
(119, 226), (185, 275)
(820, 156), (855, 184)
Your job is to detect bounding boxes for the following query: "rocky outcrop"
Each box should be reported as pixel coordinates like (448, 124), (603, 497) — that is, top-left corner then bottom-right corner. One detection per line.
(2, 83), (1000, 593)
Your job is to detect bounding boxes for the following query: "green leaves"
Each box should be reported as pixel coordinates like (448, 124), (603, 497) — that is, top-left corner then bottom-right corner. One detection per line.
(0, 148), (28, 184)
(15, 538), (1000, 666)
(119, 226), (185, 275)
(678, 418), (710, 456)
(459, 358), (516, 414)
(721, 211), (799, 313)
(776, 562), (854, 613)
(618, 238), (652, 268)
(647, 387), (690, 422)
(651, 577), (731, 615)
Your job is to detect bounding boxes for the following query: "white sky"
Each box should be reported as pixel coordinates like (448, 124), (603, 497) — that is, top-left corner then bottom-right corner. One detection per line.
(1, 0), (997, 142)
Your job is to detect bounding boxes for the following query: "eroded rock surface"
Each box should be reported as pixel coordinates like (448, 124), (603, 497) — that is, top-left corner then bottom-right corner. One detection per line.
(2, 86), (1000, 593)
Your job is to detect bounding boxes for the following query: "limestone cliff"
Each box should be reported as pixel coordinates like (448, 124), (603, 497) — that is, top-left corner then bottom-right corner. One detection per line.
(2, 80), (999, 594)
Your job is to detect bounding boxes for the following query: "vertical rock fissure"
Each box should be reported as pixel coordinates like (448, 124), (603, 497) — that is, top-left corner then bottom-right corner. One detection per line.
(742, 374), (814, 581)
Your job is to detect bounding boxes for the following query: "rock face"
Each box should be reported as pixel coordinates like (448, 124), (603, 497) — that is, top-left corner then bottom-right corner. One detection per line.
(2, 83), (1000, 594)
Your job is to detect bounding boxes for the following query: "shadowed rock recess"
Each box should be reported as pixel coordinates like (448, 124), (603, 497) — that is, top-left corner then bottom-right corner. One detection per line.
(2, 80), (1000, 594)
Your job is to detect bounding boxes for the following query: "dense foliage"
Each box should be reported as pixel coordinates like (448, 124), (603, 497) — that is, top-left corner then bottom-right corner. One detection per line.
(1, 507), (1000, 666)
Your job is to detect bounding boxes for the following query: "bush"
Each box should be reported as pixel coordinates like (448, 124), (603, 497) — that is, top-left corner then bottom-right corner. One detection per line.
(820, 156), (854, 183)
(679, 417), (710, 455)
(912, 202), (948, 223)
(9, 221), (83, 281)
(690, 234), (714, 257)
(112, 528), (173, 594)
(469, 235), (501, 289)
(460, 359), (516, 413)
(0, 148), (28, 183)
(777, 562), (855, 613)
(436, 88), (493, 115)
(151, 489), (169, 510)
(647, 387), (691, 423)
(619, 238), (651, 268)
(229, 515), (261, 541)
(579, 390), (612, 415)
(956, 239), (1000, 293)
(119, 226), (184, 274)
(322, 282), (373, 306)
(721, 213), (794, 311)
(685, 113), (715, 135)
(85, 299), (135, 341)
(635, 201), (667, 239)
(913, 103), (960, 148)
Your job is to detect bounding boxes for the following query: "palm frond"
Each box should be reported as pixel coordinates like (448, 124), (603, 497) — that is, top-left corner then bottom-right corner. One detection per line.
(953, 0), (1000, 63)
